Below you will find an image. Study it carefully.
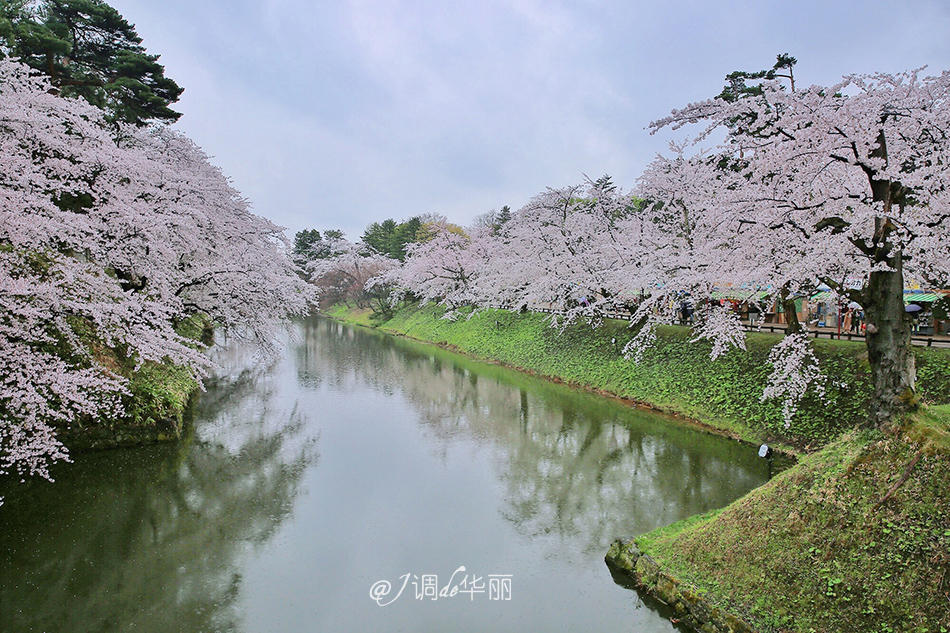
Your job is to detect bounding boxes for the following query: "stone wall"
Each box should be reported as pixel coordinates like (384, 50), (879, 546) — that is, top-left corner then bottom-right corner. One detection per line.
(605, 538), (755, 633)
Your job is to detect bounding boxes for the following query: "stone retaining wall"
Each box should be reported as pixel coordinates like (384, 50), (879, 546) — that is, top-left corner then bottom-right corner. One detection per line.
(605, 538), (755, 633)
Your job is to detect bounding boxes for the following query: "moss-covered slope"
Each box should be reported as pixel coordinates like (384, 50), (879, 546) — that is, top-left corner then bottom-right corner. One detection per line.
(621, 407), (950, 632)
(55, 315), (208, 450)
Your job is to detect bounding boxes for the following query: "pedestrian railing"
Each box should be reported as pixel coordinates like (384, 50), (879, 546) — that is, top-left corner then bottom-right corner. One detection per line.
(741, 324), (947, 347)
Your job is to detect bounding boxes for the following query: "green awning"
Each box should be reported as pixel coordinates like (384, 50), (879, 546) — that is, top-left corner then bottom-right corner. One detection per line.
(810, 291), (946, 304)
(710, 289), (772, 301)
(711, 290), (752, 301)
(904, 293), (942, 303)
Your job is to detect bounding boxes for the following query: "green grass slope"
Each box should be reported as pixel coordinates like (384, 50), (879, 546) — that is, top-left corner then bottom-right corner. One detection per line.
(634, 407), (950, 632)
(56, 315), (207, 450)
(327, 303), (950, 451)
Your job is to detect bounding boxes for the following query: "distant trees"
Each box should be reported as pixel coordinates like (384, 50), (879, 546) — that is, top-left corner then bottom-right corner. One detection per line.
(292, 228), (344, 264)
(382, 222), (492, 312)
(0, 0), (184, 125)
(486, 179), (640, 318)
(353, 178), (645, 322)
(306, 238), (396, 310)
(361, 217), (424, 261)
(294, 229), (323, 257)
(299, 214), (473, 313)
(357, 214), (470, 261)
(473, 206), (512, 235)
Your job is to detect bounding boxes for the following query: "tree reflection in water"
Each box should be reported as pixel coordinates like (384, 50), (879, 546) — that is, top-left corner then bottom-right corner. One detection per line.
(0, 318), (771, 633)
(0, 338), (318, 633)
(299, 317), (767, 562)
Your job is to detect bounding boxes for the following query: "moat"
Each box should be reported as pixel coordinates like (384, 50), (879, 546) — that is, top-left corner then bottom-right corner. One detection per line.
(0, 317), (774, 632)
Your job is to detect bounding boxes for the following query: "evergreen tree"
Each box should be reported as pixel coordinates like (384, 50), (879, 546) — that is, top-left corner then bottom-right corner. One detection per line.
(496, 205), (512, 226)
(362, 219), (398, 257)
(0, 0), (183, 125)
(392, 216), (423, 260)
(718, 53), (797, 102)
(361, 217), (425, 261)
(293, 228), (322, 257)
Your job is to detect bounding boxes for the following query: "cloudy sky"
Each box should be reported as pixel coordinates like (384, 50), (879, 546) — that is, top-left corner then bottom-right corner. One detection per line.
(107, 0), (950, 241)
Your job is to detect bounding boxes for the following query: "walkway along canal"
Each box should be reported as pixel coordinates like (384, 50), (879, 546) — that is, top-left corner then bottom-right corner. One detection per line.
(0, 317), (777, 632)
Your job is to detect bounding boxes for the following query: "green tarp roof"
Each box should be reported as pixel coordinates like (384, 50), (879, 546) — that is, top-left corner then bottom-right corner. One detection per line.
(904, 293), (943, 303)
(809, 291), (946, 303)
(710, 289), (771, 301)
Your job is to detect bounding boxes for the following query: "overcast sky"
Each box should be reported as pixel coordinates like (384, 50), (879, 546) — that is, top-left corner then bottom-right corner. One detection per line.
(107, 0), (950, 240)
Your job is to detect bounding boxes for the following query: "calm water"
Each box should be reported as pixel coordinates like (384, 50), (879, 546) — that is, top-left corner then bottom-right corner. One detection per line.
(0, 317), (774, 632)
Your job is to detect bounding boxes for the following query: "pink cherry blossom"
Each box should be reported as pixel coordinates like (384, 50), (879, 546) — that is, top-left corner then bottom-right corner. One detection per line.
(1, 60), (314, 485)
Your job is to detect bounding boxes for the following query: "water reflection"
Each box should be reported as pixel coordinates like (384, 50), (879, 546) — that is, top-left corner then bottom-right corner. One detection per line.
(0, 342), (318, 633)
(298, 318), (765, 559)
(0, 317), (770, 633)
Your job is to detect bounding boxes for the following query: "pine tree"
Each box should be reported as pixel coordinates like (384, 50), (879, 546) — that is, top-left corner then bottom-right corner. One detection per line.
(0, 0), (183, 125)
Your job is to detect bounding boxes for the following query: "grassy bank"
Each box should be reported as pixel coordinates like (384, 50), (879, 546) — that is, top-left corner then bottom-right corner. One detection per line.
(627, 407), (950, 632)
(327, 302), (950, 452)
(56, 315), (209, 451)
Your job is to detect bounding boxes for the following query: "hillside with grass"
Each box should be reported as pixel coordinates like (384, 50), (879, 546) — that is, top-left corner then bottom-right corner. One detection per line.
(53, 315), (211, 451)
(611, 407), (950, 633)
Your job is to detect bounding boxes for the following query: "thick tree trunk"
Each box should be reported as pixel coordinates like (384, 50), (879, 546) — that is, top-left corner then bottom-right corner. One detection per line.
(779, 285), (802, 335)
(863, 252), (916, 429)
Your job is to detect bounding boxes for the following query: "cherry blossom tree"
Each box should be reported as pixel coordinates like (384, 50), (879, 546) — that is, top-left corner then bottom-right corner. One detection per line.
(380, 222), (492, 313)
(476, 178), (646, 324)
(121, 125), (313, 351)
(0, 59), (312, 485)
(627, 149), (747, 351)
(307, 237), (397, 310)
(650, 68), (950, 427)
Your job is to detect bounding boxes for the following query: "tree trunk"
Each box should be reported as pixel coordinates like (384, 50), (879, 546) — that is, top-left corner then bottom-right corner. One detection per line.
(779, 285), (802, 335)
(863, 252), (916, 429)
